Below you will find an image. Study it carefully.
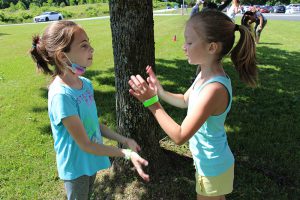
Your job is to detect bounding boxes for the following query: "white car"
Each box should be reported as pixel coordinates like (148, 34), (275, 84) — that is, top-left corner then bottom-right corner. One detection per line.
(285, 4), (300, 14)
(33, 12), (63, 23)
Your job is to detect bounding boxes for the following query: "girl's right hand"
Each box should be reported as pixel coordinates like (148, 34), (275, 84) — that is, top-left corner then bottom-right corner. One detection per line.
(146, 66), (164, 96)
(130, 152), (150, 182)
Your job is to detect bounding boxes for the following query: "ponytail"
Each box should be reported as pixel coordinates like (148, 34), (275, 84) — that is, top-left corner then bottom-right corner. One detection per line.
(231, 25), (257, 87)
(29, 35), (53, 76)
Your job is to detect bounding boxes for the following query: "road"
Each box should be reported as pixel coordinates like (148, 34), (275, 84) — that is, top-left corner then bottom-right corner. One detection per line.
(0, 12), (299, 27)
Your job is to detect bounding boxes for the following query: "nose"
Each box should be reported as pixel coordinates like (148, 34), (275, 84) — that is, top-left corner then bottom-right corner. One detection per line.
(182, 44), (187, 51)
(91, 46), (94, 53)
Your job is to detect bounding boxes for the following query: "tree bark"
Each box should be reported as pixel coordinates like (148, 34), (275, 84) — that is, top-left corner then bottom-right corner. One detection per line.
(109, 0), (166, 174)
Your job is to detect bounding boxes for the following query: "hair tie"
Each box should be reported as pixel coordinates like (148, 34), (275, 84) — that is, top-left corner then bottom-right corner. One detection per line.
(234, 24), (239, 31)
(32, 36), (40, 48)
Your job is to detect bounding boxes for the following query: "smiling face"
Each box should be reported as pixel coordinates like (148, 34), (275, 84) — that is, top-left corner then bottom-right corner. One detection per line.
(64, 28), (94, 68)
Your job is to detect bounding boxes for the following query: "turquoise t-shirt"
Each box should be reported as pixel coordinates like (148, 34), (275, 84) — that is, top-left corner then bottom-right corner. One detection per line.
(48, 76), (111, 180)
(188, 75), (234, 176)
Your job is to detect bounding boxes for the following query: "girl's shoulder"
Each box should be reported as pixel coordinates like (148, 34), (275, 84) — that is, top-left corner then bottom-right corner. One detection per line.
(79, 76), (93, 90)
(194, 75), (231, 91)
(192, 76), (232, 103)
(48, 79), (71, 100)
(206, 75), (232, 92)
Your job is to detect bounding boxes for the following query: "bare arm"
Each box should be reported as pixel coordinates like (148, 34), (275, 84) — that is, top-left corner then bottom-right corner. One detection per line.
(158, 87), (191, 108)
(100, 123), (141, 152)
(129, 75), (228, 145)
(259, 15), (263, 27)
(62, 116), (149, 181)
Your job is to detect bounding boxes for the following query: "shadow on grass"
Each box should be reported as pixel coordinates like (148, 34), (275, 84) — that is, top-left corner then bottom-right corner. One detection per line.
(32, 45), (299, 199)
(0, 33), (10, 37)
(92, 149), (195, 200)
(225, 45), (300, 199)
(37, 124), (52, 136)
(91, 45), (299, 199)
(257, 42), (282, 45)
(89, 60), (197, 200)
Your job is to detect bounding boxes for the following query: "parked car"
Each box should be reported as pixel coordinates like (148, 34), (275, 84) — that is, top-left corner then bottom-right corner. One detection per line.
(260, 6), (272, 13)
(285, 4), (300, 14)
(263, 5), (274, 13)
(273, 5), (286, 13)
(33, 12), (63, 23)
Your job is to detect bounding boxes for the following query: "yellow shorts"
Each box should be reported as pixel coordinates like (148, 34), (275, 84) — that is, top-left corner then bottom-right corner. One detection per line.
(195, 165), (234, 196)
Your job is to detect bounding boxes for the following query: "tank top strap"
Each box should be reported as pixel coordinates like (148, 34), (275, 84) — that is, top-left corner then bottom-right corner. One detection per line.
(194, 75), (232, 114)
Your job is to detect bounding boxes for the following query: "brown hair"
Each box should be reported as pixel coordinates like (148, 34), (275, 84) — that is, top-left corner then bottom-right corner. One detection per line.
(189, 10), (257, 87)
(241, 11), (255, 29)
(29, 21), (82, 77)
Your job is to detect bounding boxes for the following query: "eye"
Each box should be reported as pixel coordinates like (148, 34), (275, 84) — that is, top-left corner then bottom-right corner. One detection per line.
(81, 43), (91, 49)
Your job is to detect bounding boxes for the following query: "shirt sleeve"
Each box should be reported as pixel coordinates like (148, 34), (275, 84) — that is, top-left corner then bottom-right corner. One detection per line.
(50, 94), (78, 126)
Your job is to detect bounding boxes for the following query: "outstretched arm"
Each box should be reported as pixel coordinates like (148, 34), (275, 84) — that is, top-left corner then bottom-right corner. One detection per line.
(129, 75), (228, 145)
(62, 116), (149, 181)
(100, 123), (141, 152)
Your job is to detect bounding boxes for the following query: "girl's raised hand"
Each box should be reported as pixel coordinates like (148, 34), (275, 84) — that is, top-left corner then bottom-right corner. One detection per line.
(128, 74), (156, 102)
(130, 152), (150, 182)
(146, 66), (163, 95)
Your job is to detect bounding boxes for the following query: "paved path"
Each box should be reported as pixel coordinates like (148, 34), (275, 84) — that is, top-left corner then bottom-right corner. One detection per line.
(0, 12), (299, 27)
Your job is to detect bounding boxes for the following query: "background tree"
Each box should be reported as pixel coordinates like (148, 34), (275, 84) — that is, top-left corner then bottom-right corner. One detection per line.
(109, 0), (167, 176)
(16, 1), (26, 9)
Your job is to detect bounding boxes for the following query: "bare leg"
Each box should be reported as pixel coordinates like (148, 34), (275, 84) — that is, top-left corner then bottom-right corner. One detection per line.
(256, 35), (260, 44)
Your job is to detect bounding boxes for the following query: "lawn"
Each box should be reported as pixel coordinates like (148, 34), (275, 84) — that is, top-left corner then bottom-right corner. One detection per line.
(0, 15), (299, 199)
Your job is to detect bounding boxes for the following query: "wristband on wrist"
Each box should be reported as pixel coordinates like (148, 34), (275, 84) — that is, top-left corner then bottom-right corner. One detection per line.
(143, 95), (159, 107)
(123, 149), (132, 160)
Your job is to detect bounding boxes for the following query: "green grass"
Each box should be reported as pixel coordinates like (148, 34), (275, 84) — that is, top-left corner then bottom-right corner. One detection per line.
(0, 16), (299, 199)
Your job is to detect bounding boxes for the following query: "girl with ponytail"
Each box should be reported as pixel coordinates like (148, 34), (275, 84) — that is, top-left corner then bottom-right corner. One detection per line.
(128, 10), (257, 199)
(30, 21), (149, 199)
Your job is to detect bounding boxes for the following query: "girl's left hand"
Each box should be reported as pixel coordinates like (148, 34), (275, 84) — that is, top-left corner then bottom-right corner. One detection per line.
(124, 138), (141, 152)
(128, 74), (156, 102)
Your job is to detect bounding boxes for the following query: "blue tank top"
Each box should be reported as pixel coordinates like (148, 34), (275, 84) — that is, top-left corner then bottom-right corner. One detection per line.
(188, 75), (234, 176)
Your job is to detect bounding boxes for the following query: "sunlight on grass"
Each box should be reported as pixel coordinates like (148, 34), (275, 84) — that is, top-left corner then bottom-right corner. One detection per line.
(259, 65), (281, 71)
(0, 15), (299, 199)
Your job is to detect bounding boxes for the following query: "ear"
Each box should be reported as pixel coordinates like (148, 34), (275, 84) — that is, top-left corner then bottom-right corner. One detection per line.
(57, 52), (66, 60)
(208, 42), (219, 54)
(57, 52), (68, 64)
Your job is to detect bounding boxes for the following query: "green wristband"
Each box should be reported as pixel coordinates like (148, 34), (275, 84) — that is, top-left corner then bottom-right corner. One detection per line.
(143, 95), (159, 107)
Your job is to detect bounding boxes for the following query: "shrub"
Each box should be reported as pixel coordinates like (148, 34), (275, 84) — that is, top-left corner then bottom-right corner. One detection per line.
(16, 1), (27, 10)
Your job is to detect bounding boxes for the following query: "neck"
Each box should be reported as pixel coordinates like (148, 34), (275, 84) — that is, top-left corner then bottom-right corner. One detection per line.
(58, 70), (82, 89)
(198, 61), (225, 79)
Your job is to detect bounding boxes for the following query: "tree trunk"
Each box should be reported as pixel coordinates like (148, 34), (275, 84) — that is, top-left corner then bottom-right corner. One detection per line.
(109, 0), (166, 175)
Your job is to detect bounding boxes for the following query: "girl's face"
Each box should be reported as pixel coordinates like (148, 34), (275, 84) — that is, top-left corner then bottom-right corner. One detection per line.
(183, 23), (210, 65)
(65, 28), (94, 68)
